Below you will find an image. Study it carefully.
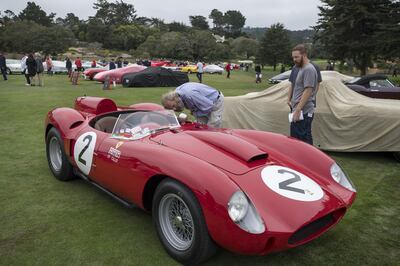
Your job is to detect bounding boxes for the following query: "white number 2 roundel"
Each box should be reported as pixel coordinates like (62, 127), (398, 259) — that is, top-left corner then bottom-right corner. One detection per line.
(261, 166), (324, 202)
(74, 132), (97, 175)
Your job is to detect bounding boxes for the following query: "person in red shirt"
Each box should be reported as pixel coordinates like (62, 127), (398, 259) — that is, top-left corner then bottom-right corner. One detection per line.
(75, 57), (82, 71)
(225, 62), (231, 79)
(91, 59), (96, 68)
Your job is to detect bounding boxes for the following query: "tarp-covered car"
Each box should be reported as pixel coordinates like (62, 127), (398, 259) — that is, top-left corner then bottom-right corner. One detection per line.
(222, 71), (400, 159)
(122, 67), (189, 87)
(94, 64), (147, 84)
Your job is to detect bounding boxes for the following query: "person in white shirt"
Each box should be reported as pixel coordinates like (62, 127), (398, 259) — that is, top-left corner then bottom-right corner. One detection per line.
(196, 61), (203, 83)
(20, 54), (30, 86)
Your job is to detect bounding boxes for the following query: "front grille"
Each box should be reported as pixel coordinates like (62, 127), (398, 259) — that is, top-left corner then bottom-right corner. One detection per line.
(288, 213), (335, 245)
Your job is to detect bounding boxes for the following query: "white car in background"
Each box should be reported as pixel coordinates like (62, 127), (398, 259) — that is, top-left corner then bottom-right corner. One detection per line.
(204, 64), (224, 74)
(5, 59), (22, 74)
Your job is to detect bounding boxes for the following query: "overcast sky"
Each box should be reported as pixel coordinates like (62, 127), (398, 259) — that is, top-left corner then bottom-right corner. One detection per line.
(1, 0), (322, 30)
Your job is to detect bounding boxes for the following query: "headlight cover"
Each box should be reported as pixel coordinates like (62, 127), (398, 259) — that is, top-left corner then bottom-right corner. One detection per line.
(330, 163), (356, 192)
(228, 191), (265, 234)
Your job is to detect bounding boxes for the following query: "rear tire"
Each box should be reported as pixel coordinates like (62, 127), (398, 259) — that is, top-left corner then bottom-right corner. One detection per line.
(152, 179), (217, 265)
(46, 127), (75, 181)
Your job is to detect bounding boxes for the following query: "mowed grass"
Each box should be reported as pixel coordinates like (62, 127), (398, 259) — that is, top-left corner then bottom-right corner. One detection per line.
(0, 70), (399, 266)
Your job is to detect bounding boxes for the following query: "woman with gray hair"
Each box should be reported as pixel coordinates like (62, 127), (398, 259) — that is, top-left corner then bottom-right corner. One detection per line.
(161, 82), (224, 128)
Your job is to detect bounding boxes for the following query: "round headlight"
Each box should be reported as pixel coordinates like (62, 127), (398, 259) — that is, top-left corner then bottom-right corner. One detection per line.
(330, 163), (356, 192)
(228, 191), (249, 222)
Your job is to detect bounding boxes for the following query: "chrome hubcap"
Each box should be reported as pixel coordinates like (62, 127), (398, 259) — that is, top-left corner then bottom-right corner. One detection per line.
(49, 137), (62, 171)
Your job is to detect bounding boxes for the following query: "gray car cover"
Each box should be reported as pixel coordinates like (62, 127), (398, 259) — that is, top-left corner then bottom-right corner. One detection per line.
(222, 71), (400, 152)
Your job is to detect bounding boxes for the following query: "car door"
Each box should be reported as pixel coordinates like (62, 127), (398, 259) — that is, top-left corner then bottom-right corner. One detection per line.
(91, 136), (149, 204)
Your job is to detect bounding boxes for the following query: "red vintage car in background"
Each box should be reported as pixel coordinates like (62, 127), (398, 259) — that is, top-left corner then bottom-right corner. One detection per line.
(93, 65), (147, 83)
(45, 96), (356, 264)
(83, 67), (107, 80)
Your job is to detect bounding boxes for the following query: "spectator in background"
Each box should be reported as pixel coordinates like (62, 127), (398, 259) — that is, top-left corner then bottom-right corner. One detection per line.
(75, 57), (82, 71)
(66, 57), (72, 77)
(21, 54), (30, 86)
(46, 55), (53, 76)
(255, 64), (262, 83)
(289, 58), (322, 108)
(225, 62), (231, 79)
(123, 59), (129, 67)
(280, 64), (286, 73)
(116, 57), (122, 68)
(35, 53), (44, 86)
(0, 52), (7, 81)
(91, 59), (97, 68)
(287, 44), (318, 145)
(392, 68), (397, 77)
(196, 61), (203, 83)
(109, 59), (116, 70)
(26, 53), (37, 86)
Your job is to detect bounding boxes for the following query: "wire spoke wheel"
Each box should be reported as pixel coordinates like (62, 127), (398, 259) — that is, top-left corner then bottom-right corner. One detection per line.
(158, 193), (194, 251)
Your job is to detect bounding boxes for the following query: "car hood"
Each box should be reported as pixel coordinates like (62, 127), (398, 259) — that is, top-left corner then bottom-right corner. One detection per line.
(149, 129), (268, 175)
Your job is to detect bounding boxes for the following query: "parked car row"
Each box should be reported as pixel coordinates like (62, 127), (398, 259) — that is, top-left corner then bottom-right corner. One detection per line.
(4, 59), (103, 74)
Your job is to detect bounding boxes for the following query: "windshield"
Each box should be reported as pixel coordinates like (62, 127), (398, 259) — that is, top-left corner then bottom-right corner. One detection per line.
(369, 79), (394, 88)
(111, 110), (180, 140)
(347, 77), (361, 84)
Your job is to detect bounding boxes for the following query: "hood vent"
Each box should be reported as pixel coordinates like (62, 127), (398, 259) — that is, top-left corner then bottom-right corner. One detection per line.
(185, 131), (268, 163)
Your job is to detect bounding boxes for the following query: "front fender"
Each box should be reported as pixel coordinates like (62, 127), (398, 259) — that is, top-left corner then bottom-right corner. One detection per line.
(125, 142), (248, 250)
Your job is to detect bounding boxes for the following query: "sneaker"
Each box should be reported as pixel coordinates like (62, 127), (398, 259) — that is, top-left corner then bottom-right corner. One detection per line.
(25, 83), (30, 86)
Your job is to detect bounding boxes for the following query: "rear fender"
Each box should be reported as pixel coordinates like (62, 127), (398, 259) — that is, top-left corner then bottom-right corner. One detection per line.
(45, 108), (87, 158)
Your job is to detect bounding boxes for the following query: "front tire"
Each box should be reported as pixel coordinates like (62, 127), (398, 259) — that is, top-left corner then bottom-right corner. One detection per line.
(46, 127), (75, 181)
(152, 179), (217, 265)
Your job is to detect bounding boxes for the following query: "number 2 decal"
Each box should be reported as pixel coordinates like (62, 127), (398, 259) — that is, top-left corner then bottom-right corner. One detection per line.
(261, 166), (324, 202)
(78, 135), (93, 165)
(277, 169), (305, 194)
(74, 132), (97, 175)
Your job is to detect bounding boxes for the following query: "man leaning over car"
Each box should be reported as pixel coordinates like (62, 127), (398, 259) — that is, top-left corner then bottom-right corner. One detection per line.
(161, 82), (224, 128)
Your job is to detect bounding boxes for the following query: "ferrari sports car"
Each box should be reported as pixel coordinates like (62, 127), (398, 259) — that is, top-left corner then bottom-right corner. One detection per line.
(345, 74), (400, 100)
(93, 64), (147, 83)
(45, 96), (356, 264)
(83, 67), (107, 80)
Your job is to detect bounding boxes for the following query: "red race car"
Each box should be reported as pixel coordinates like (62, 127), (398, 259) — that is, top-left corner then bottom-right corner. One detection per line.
(45, 96), (356, 264)
(93, 65), (147, 83)
(83, 67), (107, 80)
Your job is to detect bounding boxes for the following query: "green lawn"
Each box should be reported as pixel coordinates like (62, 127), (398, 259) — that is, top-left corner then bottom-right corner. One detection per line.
(0, 71), (399, 265)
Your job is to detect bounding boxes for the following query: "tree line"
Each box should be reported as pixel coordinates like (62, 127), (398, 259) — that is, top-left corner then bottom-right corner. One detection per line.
(0, 0), (398, 74)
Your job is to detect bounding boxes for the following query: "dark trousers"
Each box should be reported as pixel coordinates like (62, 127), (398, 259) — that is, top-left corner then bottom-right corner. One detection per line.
(226, 71), (230, 78)
(290, 115), (314, 145)
(24, 73), (31, 84)
(1, 67), (7, 80)
(196, 72), (202, 83)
